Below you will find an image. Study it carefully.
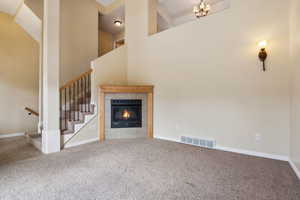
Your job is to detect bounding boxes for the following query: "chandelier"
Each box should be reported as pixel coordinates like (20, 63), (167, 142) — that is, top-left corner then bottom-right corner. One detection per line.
(193, 0), (211, 18)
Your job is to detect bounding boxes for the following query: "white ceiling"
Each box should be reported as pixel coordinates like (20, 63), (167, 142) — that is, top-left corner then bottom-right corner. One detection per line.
(0, 0), (23, 15)
(99, 5), (125, 35)
(15, 3), (42, 42)
(158, 0), (229, 30)
(0, 0), (41, 42)
(98, 0), (229, 35)
(96, 0), (116, 6)
(159, 0), (225, 18)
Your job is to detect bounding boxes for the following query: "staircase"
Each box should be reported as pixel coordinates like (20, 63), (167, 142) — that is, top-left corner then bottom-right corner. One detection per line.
(26, 69), (96, 150)
(60, 69), (95, 136)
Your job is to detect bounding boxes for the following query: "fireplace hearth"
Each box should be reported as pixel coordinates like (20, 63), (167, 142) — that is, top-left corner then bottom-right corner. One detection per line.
(111, 99), (142, 128)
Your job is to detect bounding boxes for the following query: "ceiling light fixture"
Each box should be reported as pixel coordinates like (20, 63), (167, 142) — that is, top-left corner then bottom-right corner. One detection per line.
(193, 0), (211, 18)
(114, 20), (122, 27)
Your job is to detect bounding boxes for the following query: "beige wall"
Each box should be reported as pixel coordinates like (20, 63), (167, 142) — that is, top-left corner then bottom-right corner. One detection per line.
(290, 0), (300, 172)
(66, 45), (127, 146)
(64, 117), (98, 147)
(60, 0), (98, 85)
(23, 0), (98, 85)
(0, 12), (39, 135)
(24, 0), (43, 19)
(91, 45), (127, 103)
(114, 31), (125, 43)
(125, 0), (291, 156)
(99, 30), (114, 56)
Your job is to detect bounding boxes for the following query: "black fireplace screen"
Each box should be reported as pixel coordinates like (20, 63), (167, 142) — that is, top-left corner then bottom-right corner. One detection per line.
(111, 99), (142, 128)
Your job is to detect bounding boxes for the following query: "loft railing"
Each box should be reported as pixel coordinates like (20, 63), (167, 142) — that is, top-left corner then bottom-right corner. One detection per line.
(25, 107), (39, 116)
(60, 69), (93, 132)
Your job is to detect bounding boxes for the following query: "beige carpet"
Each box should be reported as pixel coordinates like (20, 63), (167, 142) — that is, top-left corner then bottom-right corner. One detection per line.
(0, 137), (299, 200)
(0, 136), (41, 164)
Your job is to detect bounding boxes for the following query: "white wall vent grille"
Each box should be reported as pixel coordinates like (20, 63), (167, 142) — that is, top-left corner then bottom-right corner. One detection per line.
(181, 136), (216, 149)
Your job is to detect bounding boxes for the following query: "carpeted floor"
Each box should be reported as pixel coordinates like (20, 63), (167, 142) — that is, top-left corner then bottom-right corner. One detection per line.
(0, 136), (41, 164)
(0, 137), (299, 200)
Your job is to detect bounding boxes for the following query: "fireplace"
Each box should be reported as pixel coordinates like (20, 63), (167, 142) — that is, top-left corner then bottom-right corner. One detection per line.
(111, 99), (142, 128)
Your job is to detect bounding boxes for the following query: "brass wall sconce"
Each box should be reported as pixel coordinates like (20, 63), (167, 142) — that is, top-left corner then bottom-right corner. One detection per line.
(258, 40), (268, 71)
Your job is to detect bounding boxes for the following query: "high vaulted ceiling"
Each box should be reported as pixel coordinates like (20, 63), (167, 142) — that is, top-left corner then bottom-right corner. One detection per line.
(98, 0), (229, 34)
(0, 0), (23, 15)
(158, 0), (227, 24)
(157, 0), (229, 31)
(99, 4), (125, 35)
(96, 0), (116, 6)
(158, 0), (224, 18)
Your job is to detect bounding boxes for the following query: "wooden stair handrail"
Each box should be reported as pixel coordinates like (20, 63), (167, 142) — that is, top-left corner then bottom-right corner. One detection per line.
(59, 68), (93, 133)
(60, 69), (93, 91)
(25, 107), (39, 116)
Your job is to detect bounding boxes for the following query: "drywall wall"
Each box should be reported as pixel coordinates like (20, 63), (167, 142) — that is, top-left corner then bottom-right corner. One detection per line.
(23, 0), (98, 85)
(91, 45), (127, 103)
(125, 0), (291, 157)
(99, 30), (114, 56)
(0, 12), (39, 135)
(14, 2), (42, 43)
(24, 0), (43, 19)
(66, 45), (127, 146)
(64, 116), (98, 148)
(290, 0), (300, 174)
(60, 0), (98, 85)
(114, 31), (125, 43)
(0, 0), (22, 16)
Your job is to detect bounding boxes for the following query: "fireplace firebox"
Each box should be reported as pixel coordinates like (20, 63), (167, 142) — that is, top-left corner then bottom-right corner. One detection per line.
(111, 99), (142, 128)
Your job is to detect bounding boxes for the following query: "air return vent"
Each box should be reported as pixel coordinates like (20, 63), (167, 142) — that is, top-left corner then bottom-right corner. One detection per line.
(181, 136), (216, 149)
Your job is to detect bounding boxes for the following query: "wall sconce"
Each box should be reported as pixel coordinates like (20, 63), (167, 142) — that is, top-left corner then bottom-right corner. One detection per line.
(258, 40), (268, 71)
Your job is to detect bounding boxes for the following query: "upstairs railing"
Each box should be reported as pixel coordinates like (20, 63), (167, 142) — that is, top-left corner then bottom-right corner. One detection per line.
(60, 69), (93, 132)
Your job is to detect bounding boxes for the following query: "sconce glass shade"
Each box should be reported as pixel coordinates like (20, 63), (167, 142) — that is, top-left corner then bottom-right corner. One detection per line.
(258, 40), (267, 49)
(114, 20), (122, 27)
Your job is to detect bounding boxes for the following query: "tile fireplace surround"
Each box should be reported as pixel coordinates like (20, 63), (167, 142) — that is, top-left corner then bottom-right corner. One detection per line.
(98, 85), (154, 142)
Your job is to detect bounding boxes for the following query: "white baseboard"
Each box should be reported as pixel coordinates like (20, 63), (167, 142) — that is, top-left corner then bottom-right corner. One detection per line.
(64, 137), (99, 149)
(154, 136), (288, 161)
(0, 132), (25, 139)
(215, 146), (289, 161)
(155, 136), (180, 143)
(155, 135), (300, 181)
(289, 160), (300, 180)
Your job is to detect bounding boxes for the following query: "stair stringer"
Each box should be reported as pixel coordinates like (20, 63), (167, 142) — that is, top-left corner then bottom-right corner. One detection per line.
(62, 104), (98, 148)
(62, 46), (128, 149)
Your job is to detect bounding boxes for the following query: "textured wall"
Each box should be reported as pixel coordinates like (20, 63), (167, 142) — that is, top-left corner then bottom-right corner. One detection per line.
(290, 0), (300, 173)
(65, 45), (127, 146)
(99, 30), (114, 56)
(125, 0), (291, 157)
(24, 0), (98, 86)
(0, 12), (39, 135)
(60, 0), (98, 85)
(24, 0), (43, 19)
